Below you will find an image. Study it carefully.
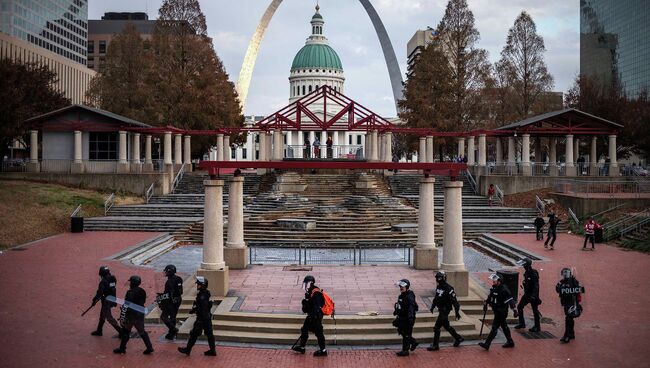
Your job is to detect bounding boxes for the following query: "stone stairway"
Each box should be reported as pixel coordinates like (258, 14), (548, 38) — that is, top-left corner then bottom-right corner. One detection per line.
(466, 234), (543, 266)
(173, 172), (262, 195)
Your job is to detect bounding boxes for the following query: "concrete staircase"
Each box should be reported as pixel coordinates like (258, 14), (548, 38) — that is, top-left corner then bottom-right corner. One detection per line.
(466, 233), (543, 266)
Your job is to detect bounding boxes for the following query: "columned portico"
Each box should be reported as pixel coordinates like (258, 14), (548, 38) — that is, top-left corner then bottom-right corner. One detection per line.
(590, 136), (598, 176)
(273, 130), (283, 160)
(163, 131), (174, 188)
(414, 176), (437, 270)
(457, 137), (465, 159)
(27, 129), (40, 172)
(224, 176), (248, 269)
(223, 135), (230, 162)
(565, 134), (576, 176)
(467, 136), (475, 165)
(71, 130), (84, 173)
(199, 179), (229, 297)
(117, 130), (129, 173)
(441, 181), (468, 296)
(174, 134), (182, 166)
(609, 134), (618, 176)
(183, 135), (192, 172)
(419, 137), (426, 163)
(371, 130), (379, 161)
(478, 134), (486, 175)
(495, 138), (503, 164)
(507, 136), (515, 169)
(131, 133), (142, 173)
(521, 134), (531, 176)
(549, 137), (558, 176)
(426, 135), (434, 163)
(143, 135), (153, 172)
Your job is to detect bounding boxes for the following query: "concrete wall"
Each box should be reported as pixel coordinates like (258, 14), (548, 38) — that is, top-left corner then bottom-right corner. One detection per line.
(551, 193), (650, 218)
(42, 131), (74, 160)
(0, 172), (170, 196)
(478, 175), (639, 195)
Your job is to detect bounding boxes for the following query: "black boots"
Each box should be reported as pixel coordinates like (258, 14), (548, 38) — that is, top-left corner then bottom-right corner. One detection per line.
(502, 341), (515, 348)
(453, 336), (464, 347)
(427, 344), (439, 351)
(164, 328), (178, 340)
(396, 350), (409, 356)
(478, 342), (490, 351)
(178, 347), (191, 355)
(529, 326), (541, 333)
(313, 349), (328, 357)
(204, 349), (217, 356)
(91, 330), (102, 336)
(291, 345), (306, 354)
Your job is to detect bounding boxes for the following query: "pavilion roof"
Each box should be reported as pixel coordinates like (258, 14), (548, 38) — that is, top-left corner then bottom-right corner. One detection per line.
(25, 104), (151, 128)
(496, 108), (622, 133)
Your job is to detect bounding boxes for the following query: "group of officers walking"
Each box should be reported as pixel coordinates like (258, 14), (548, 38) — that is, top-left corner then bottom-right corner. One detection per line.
(89, 258), (584, 357)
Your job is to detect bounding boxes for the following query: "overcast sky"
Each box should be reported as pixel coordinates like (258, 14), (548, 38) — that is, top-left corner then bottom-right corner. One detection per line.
(88, 0), (579, 117)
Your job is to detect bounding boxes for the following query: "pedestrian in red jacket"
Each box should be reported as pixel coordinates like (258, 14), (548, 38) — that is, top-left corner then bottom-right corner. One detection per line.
(583, 217), (601, 250)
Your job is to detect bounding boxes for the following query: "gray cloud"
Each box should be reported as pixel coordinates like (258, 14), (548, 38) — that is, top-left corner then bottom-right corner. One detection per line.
(89, 0), (579, 117)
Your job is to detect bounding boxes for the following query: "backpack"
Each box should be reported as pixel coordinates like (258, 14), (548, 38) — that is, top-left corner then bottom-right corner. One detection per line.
(311, 287), (335, 316)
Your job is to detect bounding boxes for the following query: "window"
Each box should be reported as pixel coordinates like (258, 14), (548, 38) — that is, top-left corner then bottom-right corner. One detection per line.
(89, 132), (117, 160)
(308, 85), (312, 93)
(357, 136), (362, 145)
(349, 135), (352, 145)
(231, 149), (236, 159)
(302, 85), (305, 95)
(99, 40), (106, 54)
(242, 148), (247, 159)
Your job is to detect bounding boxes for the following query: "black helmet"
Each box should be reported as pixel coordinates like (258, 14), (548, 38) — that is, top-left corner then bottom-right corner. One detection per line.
(489, 273), (502, 283)
(435, 271), (447, 282)
(303, 275), (316, 284)
(129, 275), (141, 288)
(561, 267), (572, 279)
(164, 264), (177, 275)
(196, 276), (208, 288)
(98, 266), (110, 277)
(516, 258), (532, 269)
(397, 279), (410, 289)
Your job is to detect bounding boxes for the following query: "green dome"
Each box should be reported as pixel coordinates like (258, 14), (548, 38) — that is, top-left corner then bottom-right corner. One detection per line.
(291, 43), (343, 71)
(312, 12), (323, 20)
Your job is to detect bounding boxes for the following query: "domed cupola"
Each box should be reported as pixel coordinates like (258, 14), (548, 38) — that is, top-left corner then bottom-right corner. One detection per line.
(289, 4), (345, 103)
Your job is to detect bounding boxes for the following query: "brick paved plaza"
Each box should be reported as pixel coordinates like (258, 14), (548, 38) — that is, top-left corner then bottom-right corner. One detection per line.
(0, 231), (648, 368)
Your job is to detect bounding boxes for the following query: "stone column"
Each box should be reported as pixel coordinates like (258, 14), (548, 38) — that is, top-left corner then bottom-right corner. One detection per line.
(71, 130), (84, 173)
(574, 137), (580, 164)
(565, 134), (576, 176)
(131, 133), (142, 173)
(495, 138), (503, 165)
(426, 135), (434, 163)
(414, 176), (437, 270)
(332, 131), (339, 158)
(183, 135), (192, 172)
(225, 176), (248, 269)
(309, 131), (316, 158)
(198, 179), (229, 297)
(533, 137), (541, 164)
(441, 181), (468, 296)
(457, 137), (466, 159)
(478, 134), (487, 174)
(163, 132), (174, 188)
(507, 136), (515, 165)
(286, 131), (293, 158)
(467, 136), (475, 165)
(419, 137), (426, 163)
(223, 135), (231, 162)
(143, 135), (153, 172)
(371, 130), (379, 161)
(215, 134), (224, 161)
(549, 137), (558, 176)
(609, 134), (618, 177)
(174, 134), (182, 165)
(258, 133), (266, 161)
(273, 130), (283, 160)
(590, 136), (598, 176)
(27, 130), (40, 172)
(384, 132), (392, 162)
(266, 132), (273, 161)
(297, 131), (304, 158)
(521, 134), (531, 176)
(117, 130), (129, 173)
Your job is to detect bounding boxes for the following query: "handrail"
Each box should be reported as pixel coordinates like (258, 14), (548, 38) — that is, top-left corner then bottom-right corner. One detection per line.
(619, 217), (650, 238)
(145, 183), (155, 204)
(602, 208), (650, 241)
(535, 195), (545, 215)
(495, 184), (505, 206)
(465, 169), (478, 195)
(70, 204), (82, 218)
(172, 163), (186, 193)
(104, 193), (115, 215)
(589, 203), (626, 220)
(568, 208), (579, 226)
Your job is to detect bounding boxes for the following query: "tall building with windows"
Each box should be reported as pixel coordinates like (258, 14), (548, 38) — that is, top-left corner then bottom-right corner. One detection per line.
(406, 28), (435, 78)
(0, 0), (95, 103)
(580, 0), (650, 97)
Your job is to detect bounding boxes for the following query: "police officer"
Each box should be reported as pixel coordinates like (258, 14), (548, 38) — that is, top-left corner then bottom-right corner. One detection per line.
(514, 258), (542, 332)
(91, 266), (121, 336)
(393, 279), (418, 357)
(478, 273), (518, 350)
(113, 275), (154, 355)
(178, 276), (216, 356)
(556, 268), (584, 343)
(158, 264), (183, 340)
(427, 271), (464, 351)
(292, 275), (327, 357)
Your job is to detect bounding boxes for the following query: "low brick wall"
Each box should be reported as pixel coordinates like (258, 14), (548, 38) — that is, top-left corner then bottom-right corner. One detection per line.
(0, 172), (170, 196)
(478, 175), (638, 195)
(550, 193), (650, 218)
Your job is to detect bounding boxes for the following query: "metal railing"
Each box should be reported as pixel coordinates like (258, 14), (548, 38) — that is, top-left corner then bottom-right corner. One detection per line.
(535, 195), (545, 215)
(172, 163), (186, 193)
(70, 204), (82, 218)
(83, 160), (118, 173)
(568, 208), (580, 226)
(104, 193), (115, 215)
(145, 183), (155, 204)
(554, 179), (641, 197)
(486, 162), (621, 177)
(285, 144), (365, 160)
(619, 217), (650, 239)
(465, 169), (478, 194)
(249, 243), (413, 265)
(41, 159), (72, 173)
(1, 160), (27, 172)
(589, 203), (627, 221)
(603, 209), (650, 241)
(495, 184), (505, 206)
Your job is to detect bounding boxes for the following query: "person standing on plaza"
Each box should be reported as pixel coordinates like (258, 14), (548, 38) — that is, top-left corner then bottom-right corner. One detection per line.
(178, 276), (216, 356)
(556, 268), (584, 343)
(478, 274), (518, 351)
(313, 136), (321, 158)
(583, 217), (601, 250)
(544, 213), (560, 249)
(393, 279), (419, 356)
(487, 184), (496, 207)
(113, 276), (154, 355)
(534, 214), (546, 241)
(326, 136), (333, 158)
(304, 137), (311, 158)
(427, 272), (464, 351)
(158, 264), (183, 340)
(90, 266), (121, 337)
(514, 258), (542, 332)
(292, 275), (328, 356)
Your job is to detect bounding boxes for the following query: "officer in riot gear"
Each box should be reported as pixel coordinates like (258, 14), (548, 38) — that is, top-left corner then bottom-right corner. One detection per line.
(158, 264), (183, 340)
(91, 266), (121, 336)
(113, 275), (154, 355)
(178, 276), (216, 356)
(292, 275), (327, 356)
(393, 279), (419, 356)
(427, 271), (464, 351)
(514, 258), (542, 332)
(556, 268), (584, 343)
(479, 273), (518, 350)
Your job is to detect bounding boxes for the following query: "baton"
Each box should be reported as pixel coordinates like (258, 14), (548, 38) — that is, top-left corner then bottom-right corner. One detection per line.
(81, 303), (95, 317)
(479, 307), (487, 338)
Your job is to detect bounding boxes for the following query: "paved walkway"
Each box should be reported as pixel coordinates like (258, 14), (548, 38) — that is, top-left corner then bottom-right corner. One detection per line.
(0, 231), (648, 367)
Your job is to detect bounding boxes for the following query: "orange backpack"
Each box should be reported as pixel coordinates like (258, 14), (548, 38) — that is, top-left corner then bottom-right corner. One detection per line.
(311, 287), (335, 316)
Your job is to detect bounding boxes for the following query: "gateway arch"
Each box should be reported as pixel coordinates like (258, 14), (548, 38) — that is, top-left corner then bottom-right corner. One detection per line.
(236, 0), (404, 113)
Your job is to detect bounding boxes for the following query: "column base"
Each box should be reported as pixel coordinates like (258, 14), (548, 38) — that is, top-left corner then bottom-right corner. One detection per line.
(443, 270), (469, 297)
(609, 164), (619, 177)
(256, 168), (267, 175)
(131, 163), (142, 173)
(224, 247), (249, 269)
(355, 174), (378, 189)
(565, 166), (577, 177)
(272, 172), (307, 192)
(590, 164), (598, 176)
(143, 163), (154, 172)
(185, 163), (193, 173)
(26, 162), (40, 173)
(117, 162), (130, 173)
(521, 164), (532, 176)
(197, 267), (229, 297)
(413, 247), (439, 270)
(166, 164), (175, 189)
(477, 165), (487, 177)
(70, 162), (84, 174)
(549, 166), (559, 176)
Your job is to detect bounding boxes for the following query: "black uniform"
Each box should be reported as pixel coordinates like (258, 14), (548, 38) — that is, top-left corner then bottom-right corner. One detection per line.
(185, 288), (216, 353)
(556, 277), (583, 341)
(394, 289), (418, 353)
(299, 286), (326, 351)
(483, 283), (516, 347)
(516, 267), (541, 330)
(116, 287), (153, 353)
(92, 274), (121, 334)
(544, 215), (560, 248)
(159, 275), (183, 336)
(534, 217), (545, 241)
(430, 282), (462, 346)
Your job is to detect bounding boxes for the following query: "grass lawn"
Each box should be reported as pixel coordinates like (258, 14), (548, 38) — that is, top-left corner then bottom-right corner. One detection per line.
(0, 180), (141, 249)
